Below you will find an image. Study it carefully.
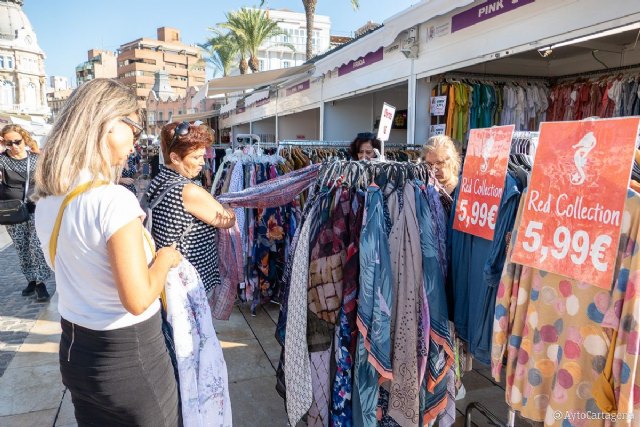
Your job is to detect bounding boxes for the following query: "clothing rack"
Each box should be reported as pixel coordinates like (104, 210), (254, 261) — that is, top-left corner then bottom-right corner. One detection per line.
(554, 62), (640, 81)
(436, 72), (550, 84)
(278, 140), (351, 147)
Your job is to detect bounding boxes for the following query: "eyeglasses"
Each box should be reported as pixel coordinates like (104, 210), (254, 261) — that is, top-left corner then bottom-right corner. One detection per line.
(427, 159), (448, 169)
(3, 139), (23, 147)
(121, 117), (144, 141)
(357, 132), (376, 140)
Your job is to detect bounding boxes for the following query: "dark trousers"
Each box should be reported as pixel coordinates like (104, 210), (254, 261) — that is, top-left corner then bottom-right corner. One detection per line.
(59, 311), (181, 427)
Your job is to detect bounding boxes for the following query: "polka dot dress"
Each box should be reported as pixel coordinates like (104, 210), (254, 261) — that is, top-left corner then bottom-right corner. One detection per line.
(145, 167), (220, 292)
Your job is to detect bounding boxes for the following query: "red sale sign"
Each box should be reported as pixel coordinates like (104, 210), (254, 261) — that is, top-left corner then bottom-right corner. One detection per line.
(511, 118), (640, 290)
(453, 125), (515, 240)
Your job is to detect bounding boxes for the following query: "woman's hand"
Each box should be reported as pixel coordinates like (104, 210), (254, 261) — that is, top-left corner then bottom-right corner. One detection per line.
(157, 242), (182, 268)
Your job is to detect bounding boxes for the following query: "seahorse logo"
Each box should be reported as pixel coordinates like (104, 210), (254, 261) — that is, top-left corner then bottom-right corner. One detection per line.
(570, 132), (597, 185)
(480, 135), (495, 174)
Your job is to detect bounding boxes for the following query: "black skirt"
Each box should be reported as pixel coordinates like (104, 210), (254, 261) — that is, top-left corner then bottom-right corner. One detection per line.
(59, 311), (181, 427)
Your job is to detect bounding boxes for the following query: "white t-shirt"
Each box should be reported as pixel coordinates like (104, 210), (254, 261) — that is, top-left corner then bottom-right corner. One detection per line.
(35, 174), (159, 331)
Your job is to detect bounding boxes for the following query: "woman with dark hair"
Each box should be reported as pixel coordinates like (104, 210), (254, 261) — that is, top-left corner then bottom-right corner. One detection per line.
(145, 121), (236, 294)
(350, 132), (382, 160)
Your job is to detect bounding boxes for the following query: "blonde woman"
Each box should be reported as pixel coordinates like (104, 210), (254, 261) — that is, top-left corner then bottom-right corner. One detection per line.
(0, 124), (51, 300)
(33, 79), (182, 426)
(422, 135), (461, 195)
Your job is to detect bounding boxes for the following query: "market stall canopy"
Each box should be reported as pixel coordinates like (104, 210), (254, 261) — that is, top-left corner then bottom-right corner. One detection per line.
(220, 99), (238, 114)
(244, 89), (270, 106)
(206, 64), (314, 97)
(313, 0), (474, 76)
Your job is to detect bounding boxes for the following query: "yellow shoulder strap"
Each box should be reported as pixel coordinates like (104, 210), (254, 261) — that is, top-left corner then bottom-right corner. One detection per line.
(49, 181), (110, 269)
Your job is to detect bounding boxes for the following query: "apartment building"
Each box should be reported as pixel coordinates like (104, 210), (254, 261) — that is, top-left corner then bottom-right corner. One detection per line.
(117, 27), (205, 108)
(75, 49), (117, 86)
(256, 9), (331, 72)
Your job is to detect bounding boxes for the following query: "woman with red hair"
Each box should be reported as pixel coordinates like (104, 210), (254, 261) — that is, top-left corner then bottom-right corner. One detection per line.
(144, 121), (235, 294)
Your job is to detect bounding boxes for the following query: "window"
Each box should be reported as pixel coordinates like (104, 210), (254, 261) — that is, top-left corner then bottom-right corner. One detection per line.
(282, 61), (290, 68)
(159, 112), (163, 122)
(6, 56), (12, 69)
(259, 59), (265, 71)
(0, 56), (4, 68)
(24, 82), (37, 106)
(0, 81), (15, 105)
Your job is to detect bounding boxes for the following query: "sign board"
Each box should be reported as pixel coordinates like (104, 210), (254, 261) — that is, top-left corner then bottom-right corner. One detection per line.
(377, 103), (396, 142)
(430, 124), (446, 136)
(511, 118), (640, 289)
(286, 80), (310, 96)
(453, 125), (515, 240)
(338, 47), (384, 77)
(452, 0), (536, 33)
(430, 96), (447, 116)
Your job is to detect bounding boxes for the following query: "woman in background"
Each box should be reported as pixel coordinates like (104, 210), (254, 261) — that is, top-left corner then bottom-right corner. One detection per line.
(0, 124), (51, 301)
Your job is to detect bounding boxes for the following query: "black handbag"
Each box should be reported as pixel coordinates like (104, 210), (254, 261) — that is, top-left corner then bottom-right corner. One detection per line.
(0, 155), (31, 225)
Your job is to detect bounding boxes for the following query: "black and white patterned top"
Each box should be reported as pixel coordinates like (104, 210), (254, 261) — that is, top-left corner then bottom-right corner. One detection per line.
(0, 151), (38, 211)
(145, 167), (221, 292)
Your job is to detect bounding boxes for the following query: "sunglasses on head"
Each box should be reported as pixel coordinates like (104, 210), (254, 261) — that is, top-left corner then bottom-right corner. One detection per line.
(3, 138), (23, 147)
(167, 121), (204, 152)
(357, 132), (376, 140)
(121, 117), (144, 141)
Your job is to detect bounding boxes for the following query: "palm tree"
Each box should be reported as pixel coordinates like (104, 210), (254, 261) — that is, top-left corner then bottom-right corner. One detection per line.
(200, 31), (240, 77)
(302, 0), (359, 60)
(220, 8), (294, 73)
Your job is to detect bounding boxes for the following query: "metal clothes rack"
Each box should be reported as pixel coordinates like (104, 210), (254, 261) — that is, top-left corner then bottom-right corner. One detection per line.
(278, 140), (351, 147)
(555, 62), (640, 81)
(436, 72), (550, 84)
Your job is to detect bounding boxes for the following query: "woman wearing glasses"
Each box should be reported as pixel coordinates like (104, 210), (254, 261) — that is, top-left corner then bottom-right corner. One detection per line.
(145, 121), (235, 295)
(0, 124), (51, 301)
(33, 79), (182, 426)
(350, 132), (382, 161)
(422, 135), (461, 195)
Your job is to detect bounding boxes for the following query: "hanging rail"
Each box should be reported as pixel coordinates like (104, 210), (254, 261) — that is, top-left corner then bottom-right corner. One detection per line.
(554, 62), (640, 81)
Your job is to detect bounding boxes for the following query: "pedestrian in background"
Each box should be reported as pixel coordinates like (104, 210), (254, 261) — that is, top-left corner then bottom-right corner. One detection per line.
(350, 131), (381, 160)
(33, 78), (182, 427)
(118, 152), (138, 194)
(422, 134), (461, 195)
(0, 124), (51, 301)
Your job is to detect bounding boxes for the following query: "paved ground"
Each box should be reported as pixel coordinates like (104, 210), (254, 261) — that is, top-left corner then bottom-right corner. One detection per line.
(0, 225), (56, 377)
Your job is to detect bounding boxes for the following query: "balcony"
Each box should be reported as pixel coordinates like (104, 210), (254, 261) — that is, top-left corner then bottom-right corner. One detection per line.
(0, 103), (51, 116)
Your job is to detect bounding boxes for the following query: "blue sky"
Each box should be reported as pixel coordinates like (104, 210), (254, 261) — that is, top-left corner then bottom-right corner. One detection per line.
(24, 0), (417, 84)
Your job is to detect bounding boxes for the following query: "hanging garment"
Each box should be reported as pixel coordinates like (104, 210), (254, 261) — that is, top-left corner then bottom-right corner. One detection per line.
(331, 189), (364, 427)
(284, 203), (318, 426)
(210, 223), (243, 321)
(353, 184), (394, 426)
(165, 259), (232, 427)
(416, 184), (455, 423)
(492, 190), (640, 425)
(217, 163), (320, 209)
(387, 183), (423, 427)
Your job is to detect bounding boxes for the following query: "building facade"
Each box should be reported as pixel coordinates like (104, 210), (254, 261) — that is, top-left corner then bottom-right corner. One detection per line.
(256, 9), (331, 72)
(117, 27), (206, 108)
(146, 72), (223, 136)
(75, 49), (117, 86)
(49, 75), (69, 91)
(0, 0), (50, 121)
(46, 88), (72, 122)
